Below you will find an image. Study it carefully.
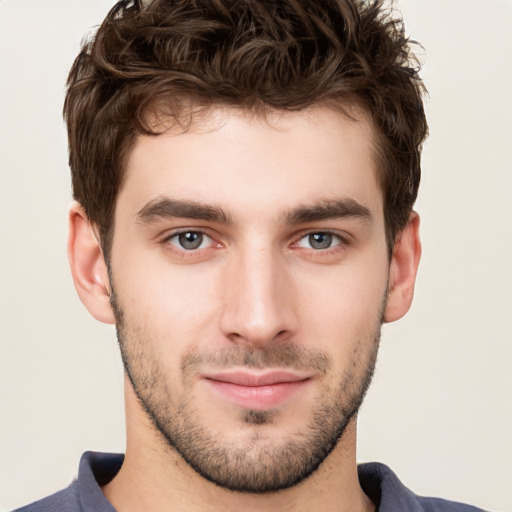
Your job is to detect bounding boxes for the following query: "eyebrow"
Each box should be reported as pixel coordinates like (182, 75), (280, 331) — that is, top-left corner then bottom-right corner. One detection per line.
(285, 198), (373, 225)
(136, 197), (233, 225)
(136, 196), (372, 226)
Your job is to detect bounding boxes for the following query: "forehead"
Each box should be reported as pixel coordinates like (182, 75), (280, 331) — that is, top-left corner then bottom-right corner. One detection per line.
(119, 106), (382, 222)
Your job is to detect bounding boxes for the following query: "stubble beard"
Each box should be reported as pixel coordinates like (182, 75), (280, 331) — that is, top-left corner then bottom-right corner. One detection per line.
(110, 287), (382, 494)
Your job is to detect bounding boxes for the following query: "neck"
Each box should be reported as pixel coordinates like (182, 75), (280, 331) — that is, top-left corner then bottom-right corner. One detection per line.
(102, 380), (374, 512)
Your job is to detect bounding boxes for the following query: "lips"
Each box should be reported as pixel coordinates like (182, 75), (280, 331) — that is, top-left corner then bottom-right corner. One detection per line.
(203, 370), (310, 410)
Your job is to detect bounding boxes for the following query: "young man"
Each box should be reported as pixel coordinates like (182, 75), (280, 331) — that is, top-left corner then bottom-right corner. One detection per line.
(15, 0), (486, 511)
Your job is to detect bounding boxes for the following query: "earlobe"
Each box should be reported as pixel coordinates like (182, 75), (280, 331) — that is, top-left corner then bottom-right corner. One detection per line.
(383, 212), (422, 323)
(68, 202), (116, 324)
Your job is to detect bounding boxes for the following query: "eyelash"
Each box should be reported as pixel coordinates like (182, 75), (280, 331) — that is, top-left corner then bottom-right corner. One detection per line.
(162, 229), (349, 257)
(293, 231), (347, 251)
(162, 229), (219, 256)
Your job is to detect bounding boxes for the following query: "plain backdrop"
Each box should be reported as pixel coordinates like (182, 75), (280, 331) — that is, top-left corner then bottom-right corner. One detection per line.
(1, 0), (511, 510)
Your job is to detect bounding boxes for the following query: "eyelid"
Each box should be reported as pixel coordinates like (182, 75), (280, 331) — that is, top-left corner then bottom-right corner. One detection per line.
(162, 226), (213, 240)
(162, 228), (219, 252)
(293, 228), (350, 244)
(298, 231), (341, 249)
(159, 227), (351, 256)
(287, 230), (355, 262)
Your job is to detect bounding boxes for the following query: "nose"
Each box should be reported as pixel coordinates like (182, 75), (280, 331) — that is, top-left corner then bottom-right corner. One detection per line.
(220, 244), (297, 348)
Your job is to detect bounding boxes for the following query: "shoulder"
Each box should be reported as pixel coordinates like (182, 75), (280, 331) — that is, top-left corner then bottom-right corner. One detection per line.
(11, 452), (123, 512)
(11, 482), (80, 512)
(416, 495), (489, 512)
(358, 462), (488, 512)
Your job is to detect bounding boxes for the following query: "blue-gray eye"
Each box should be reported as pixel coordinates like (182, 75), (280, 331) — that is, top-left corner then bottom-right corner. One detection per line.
(169, 231), (210, 250)
(297, 232), (341, 250)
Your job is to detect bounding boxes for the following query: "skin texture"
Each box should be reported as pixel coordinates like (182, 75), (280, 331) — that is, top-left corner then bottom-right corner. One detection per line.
(68, 106), (421, 512)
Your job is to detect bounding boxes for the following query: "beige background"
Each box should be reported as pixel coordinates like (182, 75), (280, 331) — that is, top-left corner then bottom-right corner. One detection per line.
(1, 0), (511, 510)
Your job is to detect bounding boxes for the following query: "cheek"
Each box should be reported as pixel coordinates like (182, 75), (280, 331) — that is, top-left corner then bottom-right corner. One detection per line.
(294, 260), (388, 350)
(115, 259), (223, 350)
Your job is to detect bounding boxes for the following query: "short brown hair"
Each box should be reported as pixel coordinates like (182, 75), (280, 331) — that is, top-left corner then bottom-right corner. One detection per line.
(64, 0), (427, 257)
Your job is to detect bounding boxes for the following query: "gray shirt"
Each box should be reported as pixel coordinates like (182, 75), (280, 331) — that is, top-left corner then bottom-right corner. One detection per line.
(13, 452), (488, 511)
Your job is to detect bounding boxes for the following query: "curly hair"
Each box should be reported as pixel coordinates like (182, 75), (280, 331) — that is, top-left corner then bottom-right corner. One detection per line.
(64, 0), (428, 257)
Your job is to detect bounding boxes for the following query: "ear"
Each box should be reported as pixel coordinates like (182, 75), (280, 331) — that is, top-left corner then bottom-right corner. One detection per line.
(383, 212), (422, 323)
(67, 202), (115, 324)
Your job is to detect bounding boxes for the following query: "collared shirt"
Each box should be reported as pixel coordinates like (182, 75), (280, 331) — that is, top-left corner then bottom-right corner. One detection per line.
(14, 451), (487, 511)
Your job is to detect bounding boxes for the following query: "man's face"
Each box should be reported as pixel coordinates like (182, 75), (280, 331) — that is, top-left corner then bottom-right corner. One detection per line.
(109, 107), (390, 492)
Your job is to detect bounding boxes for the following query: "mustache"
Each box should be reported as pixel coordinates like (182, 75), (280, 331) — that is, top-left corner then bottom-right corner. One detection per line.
(181, 344), (331, 375)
